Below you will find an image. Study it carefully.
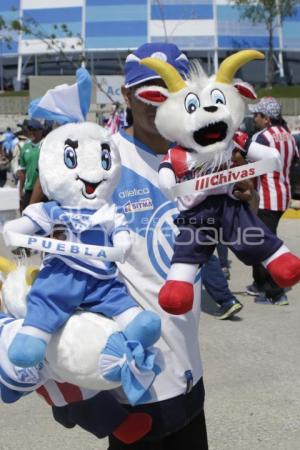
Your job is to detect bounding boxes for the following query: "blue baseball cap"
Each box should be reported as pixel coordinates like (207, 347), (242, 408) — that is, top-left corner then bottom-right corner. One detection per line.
(124, 42), (189, 88)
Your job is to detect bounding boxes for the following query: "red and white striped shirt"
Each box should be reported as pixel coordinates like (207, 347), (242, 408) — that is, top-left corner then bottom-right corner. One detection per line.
(252, 126), (299, 211)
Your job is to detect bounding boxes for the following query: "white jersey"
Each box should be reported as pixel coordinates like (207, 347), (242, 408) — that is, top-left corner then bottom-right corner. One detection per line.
(111, 128), (203, 403)
(23, 201), (128, 280)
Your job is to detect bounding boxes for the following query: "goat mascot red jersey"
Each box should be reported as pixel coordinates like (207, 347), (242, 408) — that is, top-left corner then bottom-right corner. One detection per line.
(136, 50), (300, 315)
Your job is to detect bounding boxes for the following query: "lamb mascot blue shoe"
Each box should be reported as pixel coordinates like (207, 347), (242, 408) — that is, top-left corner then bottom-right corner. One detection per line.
(2, 68), (162, 410)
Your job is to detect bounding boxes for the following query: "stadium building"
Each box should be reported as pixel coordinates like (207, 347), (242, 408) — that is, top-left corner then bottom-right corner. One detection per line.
(1, 0), (300, 90)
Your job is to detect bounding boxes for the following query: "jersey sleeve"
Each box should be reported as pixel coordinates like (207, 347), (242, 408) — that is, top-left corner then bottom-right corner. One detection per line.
(159, 149), (173, 171)
(23, 202), (54, 236)
(253, 132), (270, 147)
(19, 146), (26, 170)
(160, 146), (190, 178)
(0, 315), (48, 395)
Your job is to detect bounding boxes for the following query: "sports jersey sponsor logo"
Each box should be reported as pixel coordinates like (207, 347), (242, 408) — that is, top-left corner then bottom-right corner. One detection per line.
(145, 201), (201, 282)
(15, 364), (43, 384)
(123, 198), (153, 213)
(58, 212), (91, 232)
(118, 187), (150, 199)
(195, 167), (256, 191)
(146, 201), (177, 280)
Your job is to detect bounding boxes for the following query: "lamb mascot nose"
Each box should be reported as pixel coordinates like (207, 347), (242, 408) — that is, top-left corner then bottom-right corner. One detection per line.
(2, 68), (162, 410)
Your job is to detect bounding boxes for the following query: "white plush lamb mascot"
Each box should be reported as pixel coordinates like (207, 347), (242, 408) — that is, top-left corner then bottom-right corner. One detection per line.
(2, 68), (162, 416)
(135, 50), (300, 315)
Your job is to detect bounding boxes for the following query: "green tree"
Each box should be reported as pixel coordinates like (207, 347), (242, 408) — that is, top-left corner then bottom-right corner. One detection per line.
(231, 0), (297, 86)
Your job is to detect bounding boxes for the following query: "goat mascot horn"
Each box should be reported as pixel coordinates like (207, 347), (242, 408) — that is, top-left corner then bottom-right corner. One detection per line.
(140, 49), (264, 91)
(140, 57), (187, 93)
(215, 49), (264, 84)
(0, 256), (38, 285)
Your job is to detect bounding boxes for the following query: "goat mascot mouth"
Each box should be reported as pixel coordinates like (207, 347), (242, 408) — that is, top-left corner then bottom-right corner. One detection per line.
(193, 121), (228, 147)
(135, 50), (262, 162)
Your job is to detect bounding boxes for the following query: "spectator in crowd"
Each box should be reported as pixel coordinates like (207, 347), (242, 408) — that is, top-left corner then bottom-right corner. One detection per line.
(246, 97), (299, 305)
(18, 119), (43, 212)
(10, 121), (30, 184)
(0, 142), (10, 187)
(2, 127), (15, 158)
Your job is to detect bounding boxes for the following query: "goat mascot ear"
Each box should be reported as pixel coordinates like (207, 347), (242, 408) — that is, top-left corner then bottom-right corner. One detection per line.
(233, 80), (257, 100)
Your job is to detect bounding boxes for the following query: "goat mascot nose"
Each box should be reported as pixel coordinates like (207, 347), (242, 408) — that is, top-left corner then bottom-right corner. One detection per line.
(203, 106), (218, 113)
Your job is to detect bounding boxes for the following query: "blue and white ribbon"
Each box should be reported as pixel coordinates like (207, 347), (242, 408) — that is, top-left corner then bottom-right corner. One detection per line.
(28, 67), (92, 124)
(99, 332), (162, 405)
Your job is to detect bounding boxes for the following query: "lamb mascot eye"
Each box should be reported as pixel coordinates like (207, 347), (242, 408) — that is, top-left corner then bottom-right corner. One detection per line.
(1, 69), (162, 442)
(135, 50), (300, 315)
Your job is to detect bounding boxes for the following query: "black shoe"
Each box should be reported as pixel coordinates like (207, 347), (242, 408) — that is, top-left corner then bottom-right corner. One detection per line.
(246, 283), (263, 296)
(216, 299), (243, 320)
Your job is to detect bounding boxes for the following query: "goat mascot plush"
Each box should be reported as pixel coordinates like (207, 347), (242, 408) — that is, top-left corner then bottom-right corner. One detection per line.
(1, 69), (163, 442)
(135, 50), (300, 315)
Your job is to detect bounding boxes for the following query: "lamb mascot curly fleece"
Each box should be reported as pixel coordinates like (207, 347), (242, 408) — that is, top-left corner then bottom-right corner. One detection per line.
(1, 68), (162, 443)
(135, 50), (300, 315)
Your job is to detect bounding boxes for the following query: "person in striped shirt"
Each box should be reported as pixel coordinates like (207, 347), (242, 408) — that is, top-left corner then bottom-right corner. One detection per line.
(247, 97), (299, 305)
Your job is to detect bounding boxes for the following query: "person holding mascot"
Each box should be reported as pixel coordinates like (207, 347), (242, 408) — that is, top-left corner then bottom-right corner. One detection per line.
(2, 41), (297, 450)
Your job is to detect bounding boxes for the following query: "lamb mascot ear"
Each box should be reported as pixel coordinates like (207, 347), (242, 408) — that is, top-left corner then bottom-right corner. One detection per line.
(1, 69), (163, 441)
(136, 50), (300, 315)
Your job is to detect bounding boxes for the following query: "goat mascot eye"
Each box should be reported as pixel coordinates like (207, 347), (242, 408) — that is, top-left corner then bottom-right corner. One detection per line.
(64, 146), (77, 169)
(185, 93), (200, 114)
(101, 143), (112, 171)
(211, 89), (226, 105)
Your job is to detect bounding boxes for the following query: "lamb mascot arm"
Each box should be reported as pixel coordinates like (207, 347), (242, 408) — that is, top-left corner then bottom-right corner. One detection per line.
(0, 68), (163, 444)
(135, 50), (300, 315)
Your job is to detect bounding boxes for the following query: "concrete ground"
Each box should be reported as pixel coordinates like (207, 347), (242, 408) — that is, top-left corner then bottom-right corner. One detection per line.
(0, 219), (299, 450)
